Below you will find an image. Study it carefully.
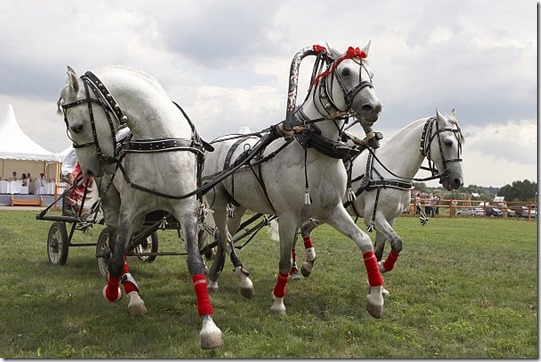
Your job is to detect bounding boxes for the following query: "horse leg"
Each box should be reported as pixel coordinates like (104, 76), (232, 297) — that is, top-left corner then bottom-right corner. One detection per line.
(103, 211), (148, 316)
(373, 216), (402, 273)
(121, 254), (147, 316)
(373, 230), (390, 298)
(178, 205), (223, 350)
(299, 218), (318, 277)
(326, 207), (384, 319)
(208, 205), (255, 298)
(270, 213), (297, 315)
(207, 239), (225, 292)
(289, 234), (303, 280)
(227, 206), (255, 298)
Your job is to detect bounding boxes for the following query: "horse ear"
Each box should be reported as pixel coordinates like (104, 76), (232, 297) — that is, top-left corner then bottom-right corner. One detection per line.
(450, 108), (457, 119)
(435, 108), (444, 121)
(326, 44), (342, 60)
(66, 66), (79, 95)
(361, 40), (372, 57)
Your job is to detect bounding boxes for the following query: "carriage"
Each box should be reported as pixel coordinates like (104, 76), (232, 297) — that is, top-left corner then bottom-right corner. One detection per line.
(35, 174), (217, 278)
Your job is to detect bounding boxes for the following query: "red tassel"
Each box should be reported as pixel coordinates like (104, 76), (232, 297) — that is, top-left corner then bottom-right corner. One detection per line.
(363, 251), (384, 287)
(273, 272), (289, 298)
(382, 250), (400, 272)
(192, 273), (213, 316)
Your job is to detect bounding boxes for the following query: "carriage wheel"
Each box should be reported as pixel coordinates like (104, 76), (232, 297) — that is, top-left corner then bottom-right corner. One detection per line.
(134, 232), (159, 263)
(96, 228), (112, 279)
(47, 221), (69, 265)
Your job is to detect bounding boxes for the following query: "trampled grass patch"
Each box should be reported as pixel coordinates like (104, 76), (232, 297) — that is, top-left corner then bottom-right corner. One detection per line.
(0, 210), (537, 358)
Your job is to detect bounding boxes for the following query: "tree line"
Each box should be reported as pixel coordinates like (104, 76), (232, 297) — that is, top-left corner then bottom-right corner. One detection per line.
(414, 179), (537, 203)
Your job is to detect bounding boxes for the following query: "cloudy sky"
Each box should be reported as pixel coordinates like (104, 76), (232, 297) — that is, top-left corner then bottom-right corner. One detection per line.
(0, 0), (536, 188)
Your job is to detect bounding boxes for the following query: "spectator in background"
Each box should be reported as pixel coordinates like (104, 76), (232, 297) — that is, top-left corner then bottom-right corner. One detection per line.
(21, 173), (28, 186)
(428, 193), (437, 217)
(415, 192), (422, 214)
(10, 171), (17, 181)
(434, 193), (441, 216)
(27, 172), (35, 194)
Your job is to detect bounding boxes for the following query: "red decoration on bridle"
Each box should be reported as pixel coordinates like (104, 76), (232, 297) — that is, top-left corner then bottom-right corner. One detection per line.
(313, 46), (367, 85)
(312, 44), (327, 54)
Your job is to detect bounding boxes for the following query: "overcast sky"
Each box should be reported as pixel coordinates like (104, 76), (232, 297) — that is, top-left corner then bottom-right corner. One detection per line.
(0, 0), (537, 188)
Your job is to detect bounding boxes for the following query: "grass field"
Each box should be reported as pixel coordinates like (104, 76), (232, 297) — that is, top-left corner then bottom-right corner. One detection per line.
(0, 209), (537, 358)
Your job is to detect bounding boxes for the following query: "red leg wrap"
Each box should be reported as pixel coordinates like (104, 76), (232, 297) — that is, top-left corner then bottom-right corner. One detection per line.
(273, 272), (289, 298)
(192, 273), (214, 316)
(303, 235), (314, 248)
(383, 250), (400, 272)
(363, 251), (384, 287)
(121, 261), (138, 294)
(105, 275), (121, 302)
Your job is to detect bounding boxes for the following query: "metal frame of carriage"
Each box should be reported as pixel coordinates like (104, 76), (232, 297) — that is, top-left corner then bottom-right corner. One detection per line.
(35, 174), (277, 278)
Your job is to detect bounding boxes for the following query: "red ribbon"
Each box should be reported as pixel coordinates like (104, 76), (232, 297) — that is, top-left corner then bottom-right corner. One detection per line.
(313, 45), (367, 85)
(312, 44), (327, 54)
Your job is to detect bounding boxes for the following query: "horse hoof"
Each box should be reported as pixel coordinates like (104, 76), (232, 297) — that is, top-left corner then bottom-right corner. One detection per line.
(270, 296), (287, 316)
(366, 286), (384, 319)
(300, 264), (312, 278)
(127, 291), (147, 316)
(129, 302), (148, 316)
(240, 286), (255, 299)
(200, 315), (223, 349)
(201, 333), (224, 350)
(366, 302), (384, 319)
(207, 280), (218, 292)
(102, 285), (122, 303)
(290, 271), (303, 281)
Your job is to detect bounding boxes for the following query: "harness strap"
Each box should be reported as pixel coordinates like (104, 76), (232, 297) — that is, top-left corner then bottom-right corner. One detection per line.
(219, 136), (278, 214)
(222, 137), (248, 206)
(128, 138), (198, 152)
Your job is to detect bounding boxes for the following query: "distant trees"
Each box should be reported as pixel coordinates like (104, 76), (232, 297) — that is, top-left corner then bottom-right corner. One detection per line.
(497, 180), (537, 202)
(413, 180), (537, 203)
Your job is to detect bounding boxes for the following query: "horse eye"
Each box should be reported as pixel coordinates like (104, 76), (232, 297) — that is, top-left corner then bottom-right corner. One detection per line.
(71, 124), (83, 134)
(341, 67), (351, 77)
(444, 139), (453, 147)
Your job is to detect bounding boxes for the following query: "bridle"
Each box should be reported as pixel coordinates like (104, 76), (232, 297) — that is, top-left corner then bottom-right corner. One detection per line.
(59, 71), (127, 165)
(308, 46), (375, 118)
(419, 116), (463, 184)
(58, 71), (211, 200)
(348, 115), (464, 200)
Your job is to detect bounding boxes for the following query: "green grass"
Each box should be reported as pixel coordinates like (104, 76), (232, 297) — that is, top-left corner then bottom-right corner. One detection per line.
(0, 210), (537, 358)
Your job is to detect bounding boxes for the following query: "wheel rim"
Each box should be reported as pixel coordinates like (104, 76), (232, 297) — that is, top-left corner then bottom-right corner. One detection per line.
(97, 232), (111, 278)
(135, 235), (153, 261)
(48, 226), (62, 263)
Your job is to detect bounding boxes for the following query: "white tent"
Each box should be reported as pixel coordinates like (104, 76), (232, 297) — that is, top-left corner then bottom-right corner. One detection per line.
(0, 104), (58, 180)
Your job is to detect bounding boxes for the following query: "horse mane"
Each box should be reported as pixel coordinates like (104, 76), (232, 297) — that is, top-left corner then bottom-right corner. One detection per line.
(95, 65), (163, 89)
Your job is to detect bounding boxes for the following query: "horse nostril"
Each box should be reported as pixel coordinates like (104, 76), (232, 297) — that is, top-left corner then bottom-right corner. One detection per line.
(362, 105), (374, 113)
(454, 178), (463, 187)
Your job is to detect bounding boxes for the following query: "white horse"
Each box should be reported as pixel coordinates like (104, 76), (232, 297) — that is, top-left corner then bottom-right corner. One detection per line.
(202, 44), (386, 318)
(296, 110), (465, 283)
(57, 65), (223, 349)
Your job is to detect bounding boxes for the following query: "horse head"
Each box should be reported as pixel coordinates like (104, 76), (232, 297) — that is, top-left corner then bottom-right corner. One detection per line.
(425, 109), (465, 190)
(57, 66), (122, 177)
(322, 42), (382, 128)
